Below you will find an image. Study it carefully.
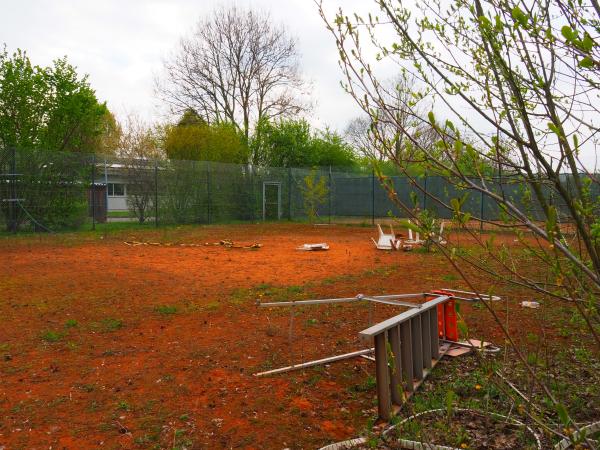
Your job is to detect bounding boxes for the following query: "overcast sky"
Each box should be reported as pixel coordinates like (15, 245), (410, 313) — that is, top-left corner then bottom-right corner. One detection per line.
(1, 0), (370, 133)
(2, 1), (597, 169)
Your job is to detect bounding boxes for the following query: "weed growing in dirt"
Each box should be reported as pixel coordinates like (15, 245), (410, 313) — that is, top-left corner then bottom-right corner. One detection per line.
(442, 274), (459, 282)
(116, 400), (131, 411)
(202, 301), (220, 311)
(64, 319), (78, 328)
(349, 376), (377, 393)
(41, 330), (64, 342)
(98, 318), (123, 332)
(154, 305), (178, 315)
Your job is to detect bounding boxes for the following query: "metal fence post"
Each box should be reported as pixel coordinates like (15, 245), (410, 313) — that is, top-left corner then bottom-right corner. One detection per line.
(288, 167), (292, 220)
(8, 147), (17, 233)
(207, 162), (211, 224)
(371, 168), (375, 225)
(154, 160), (159, 228)
(328, 166), (332, 224)
(91, 154), (96, 231)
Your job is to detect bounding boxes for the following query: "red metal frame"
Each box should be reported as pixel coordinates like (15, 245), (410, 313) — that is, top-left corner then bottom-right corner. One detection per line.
(429, 290), (458, 341)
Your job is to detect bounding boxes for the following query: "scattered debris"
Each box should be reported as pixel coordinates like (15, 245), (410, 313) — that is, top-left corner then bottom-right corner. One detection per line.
(296, 243), (329, 251)
(446, 346), (472, 357)
(444, 339), (500, 357)
(521, 301), (540, 309)
(123, 240), (262, 249)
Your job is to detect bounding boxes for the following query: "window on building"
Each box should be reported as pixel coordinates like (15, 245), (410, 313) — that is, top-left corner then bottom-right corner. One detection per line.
(108, 183), (126, 197)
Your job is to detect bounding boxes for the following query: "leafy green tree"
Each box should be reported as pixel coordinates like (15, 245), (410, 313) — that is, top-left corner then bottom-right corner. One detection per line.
(310, 128), (357, 168)
(164, 110), (249, 163)
(301, 169), (329, 223)
(0, 47), (115, 231)
(251, 118), (357, 168)
(0, 46), (113, 153)
(251, 118), (313, 166)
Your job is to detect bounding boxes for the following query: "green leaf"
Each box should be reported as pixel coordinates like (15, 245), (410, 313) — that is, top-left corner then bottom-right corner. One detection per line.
(582, 33), (594, 53)
(410, 191), (419, 207)
(511, 6), (528, 27)
(548, 122), (561, 136)
(561, 25), (576, 42)
(556, 403), (571, 427)
(453, 140), (463, 153)
(579, 56), (594, 69)
(428, 111), (436, 125)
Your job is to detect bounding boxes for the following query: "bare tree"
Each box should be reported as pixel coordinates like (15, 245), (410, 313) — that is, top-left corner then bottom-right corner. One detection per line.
(157, 5), (310, 141)
(345, 74), (436, 164)
(118, 115), (163, 223)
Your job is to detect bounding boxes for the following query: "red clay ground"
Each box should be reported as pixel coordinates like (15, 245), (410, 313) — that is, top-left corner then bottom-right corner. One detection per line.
(0, 223), (582, 449)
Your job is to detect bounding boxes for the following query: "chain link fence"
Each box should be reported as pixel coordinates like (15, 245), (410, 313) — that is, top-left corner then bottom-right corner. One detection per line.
(1, 147), (596, 233)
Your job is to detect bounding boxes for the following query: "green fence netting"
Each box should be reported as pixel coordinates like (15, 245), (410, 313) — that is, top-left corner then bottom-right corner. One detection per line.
(1, 147), (596, 232)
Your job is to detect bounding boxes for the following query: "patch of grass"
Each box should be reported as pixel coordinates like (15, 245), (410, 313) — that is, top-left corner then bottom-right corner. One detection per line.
(64, 319), (79, 328)
(48, 396), (68, 407)
(203, 301), (221, 311)
(107, 211), (133, 218)
(154, 305), (178, 315)
(41, 330), (64, 343)
(287, 285), (304, 294)
(350, 375), (377, 393)
(98, 318), (123, 332)
(134, 434), (160, 446)
(116, 400), (131, 411)
(442, 274), (459, 282)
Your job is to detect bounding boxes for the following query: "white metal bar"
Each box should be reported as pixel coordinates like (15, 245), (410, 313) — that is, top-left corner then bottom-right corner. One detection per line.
(258, 293), (428, 308)
(258, 297), (359, 307)
(357, 295), (422, 308)
(437, 289), (501, 302)
(253, 348), (374, 377)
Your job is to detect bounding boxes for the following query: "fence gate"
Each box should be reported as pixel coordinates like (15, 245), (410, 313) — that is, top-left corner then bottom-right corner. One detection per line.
(263, 182), (281, 220)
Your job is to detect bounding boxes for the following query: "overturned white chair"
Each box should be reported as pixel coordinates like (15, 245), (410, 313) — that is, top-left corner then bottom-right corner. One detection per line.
(405, 220), (447, 246)
(404, 220), (424, 245)
(433, 221), (447, 245)
(371, 224), (401, 250)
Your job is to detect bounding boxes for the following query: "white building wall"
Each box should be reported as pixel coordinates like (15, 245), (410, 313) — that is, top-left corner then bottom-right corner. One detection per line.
(108, 196), (128, 211)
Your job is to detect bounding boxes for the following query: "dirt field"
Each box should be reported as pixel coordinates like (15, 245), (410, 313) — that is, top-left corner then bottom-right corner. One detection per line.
(0, 223), (579, 449)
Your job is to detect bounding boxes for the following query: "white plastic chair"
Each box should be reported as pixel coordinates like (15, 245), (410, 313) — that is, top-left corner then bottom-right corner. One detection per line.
(434, 221), (447, 245)
(404, 220), (424, 245)
(405, 220), (447, 245)
(371, 224), (401, 250)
